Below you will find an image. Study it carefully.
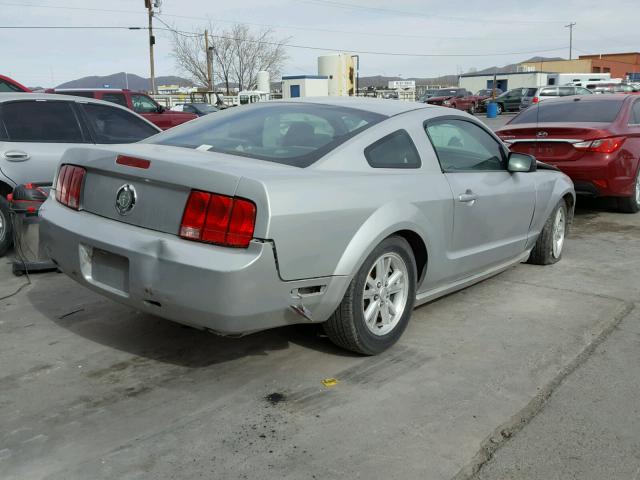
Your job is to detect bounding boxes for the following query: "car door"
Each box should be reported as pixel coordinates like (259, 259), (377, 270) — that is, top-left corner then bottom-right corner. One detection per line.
(425, 118), (536, 277)
(505, 90), (523, 111)
(131, 93), (171, 130)
(0, 99), (88, 186)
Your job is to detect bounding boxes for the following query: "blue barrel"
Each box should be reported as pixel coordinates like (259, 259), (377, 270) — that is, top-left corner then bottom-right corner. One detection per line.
(486, 102), (498, 118)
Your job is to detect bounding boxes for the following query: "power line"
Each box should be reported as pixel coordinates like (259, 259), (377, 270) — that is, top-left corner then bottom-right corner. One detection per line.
(0, 26), (143, 29)
(304, 0), (568, 25)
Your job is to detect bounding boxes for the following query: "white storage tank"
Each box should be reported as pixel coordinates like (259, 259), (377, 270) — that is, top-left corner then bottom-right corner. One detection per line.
(318, 53), (355, 96)
(256, 71), (270, 93)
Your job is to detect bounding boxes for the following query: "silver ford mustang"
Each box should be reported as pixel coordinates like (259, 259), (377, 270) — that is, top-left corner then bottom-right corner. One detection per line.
(41, 98), (575, 355)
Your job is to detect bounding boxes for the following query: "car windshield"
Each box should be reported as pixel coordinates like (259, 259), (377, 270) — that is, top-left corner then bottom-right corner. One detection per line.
(510, 99), (625, 124)
(149, 102), (385, 167)
(434, 89), (460, 96)
(192, 103), (218, 113)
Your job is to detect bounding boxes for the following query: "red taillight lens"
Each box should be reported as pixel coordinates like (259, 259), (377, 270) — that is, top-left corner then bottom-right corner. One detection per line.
(116, 155), (151, 169)
(180, 190), (256, 248)
(573, 136), (626, 154)
(532, 96), (539, 103)
(55, 164), (86, 210)
(226, 199), (257, 248)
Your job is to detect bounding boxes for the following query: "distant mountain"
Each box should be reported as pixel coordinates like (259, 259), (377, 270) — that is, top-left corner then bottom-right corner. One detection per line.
(55, 72), (195, 90)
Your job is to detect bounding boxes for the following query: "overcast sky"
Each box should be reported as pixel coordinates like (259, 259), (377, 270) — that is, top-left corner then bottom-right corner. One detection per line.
(2, 0), (639, 87)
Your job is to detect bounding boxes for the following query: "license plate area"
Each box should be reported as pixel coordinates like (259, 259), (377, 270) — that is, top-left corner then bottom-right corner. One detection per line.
(79, 245), (130, 296)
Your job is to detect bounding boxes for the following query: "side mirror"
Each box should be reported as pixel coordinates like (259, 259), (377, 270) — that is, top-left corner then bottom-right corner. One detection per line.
(507, 152), (537, 173)
(157, 104), (165, 113)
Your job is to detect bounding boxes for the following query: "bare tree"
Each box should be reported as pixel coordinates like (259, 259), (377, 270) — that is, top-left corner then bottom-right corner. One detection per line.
(171, 23), (288, 94)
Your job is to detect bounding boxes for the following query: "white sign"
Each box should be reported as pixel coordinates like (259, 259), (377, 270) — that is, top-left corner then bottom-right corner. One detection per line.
(388, 80), (416, 89)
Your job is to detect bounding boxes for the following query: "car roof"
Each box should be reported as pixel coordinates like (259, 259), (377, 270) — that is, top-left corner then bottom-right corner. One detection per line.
(530, 94), (631, 105)
(281, 96), (430, 116)
(0, 92), (161, 129)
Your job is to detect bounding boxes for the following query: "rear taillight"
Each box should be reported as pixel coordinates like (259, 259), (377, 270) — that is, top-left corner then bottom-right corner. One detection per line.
(55, 164), (86, 210)
(532, 96), (539, 103)
(573, 136), (626, 154)
(180, 190), (256, 248)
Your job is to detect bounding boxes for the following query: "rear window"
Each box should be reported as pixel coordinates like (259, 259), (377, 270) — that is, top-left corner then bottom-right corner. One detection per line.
(523, 88), (537, 96)
(57, 91), (95, 99)
(510, 99), (625, 124)
(150, 103), (385, 167)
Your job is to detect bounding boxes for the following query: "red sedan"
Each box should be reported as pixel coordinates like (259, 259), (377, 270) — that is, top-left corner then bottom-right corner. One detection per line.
(0, 74), (30, 92)
(496, 95), (640, 213)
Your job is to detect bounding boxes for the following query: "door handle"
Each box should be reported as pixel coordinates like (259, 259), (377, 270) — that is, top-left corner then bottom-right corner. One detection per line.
(4, 151), (30, 162)
(458, 190), (478, 204)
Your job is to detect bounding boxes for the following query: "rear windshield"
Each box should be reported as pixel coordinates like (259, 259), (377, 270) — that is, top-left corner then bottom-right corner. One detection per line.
(150, 102), (385, 167)
(511, 99), (625, 124)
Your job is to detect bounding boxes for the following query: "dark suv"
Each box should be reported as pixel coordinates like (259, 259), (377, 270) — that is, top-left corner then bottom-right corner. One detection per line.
(46, 89), (197, 130)
(481, 88), (537, 114)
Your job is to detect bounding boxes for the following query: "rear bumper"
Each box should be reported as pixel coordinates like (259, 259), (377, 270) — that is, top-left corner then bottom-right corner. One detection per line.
(545, 153), (638, 198)
(40, 199), (349, 334)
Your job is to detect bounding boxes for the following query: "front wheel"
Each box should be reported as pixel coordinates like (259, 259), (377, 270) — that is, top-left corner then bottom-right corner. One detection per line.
(0, 195), (13, 257)
(496, 103), (504, 115)
(468, 103), (476, 115)
(617, 170), (640, 213)
(528, 199), (568, 265)
(324, 236), (417, 355)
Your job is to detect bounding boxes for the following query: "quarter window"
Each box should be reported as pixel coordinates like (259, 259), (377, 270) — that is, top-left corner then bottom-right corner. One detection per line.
(1, 101), (84, 143)
(364, 130), (421, 169)
(630, 101), (640, 125)
(101, 93), (128, 107)
(81, 103), (159, 143)
(425, 119), (504, 172)
(131, 94), (159, 113)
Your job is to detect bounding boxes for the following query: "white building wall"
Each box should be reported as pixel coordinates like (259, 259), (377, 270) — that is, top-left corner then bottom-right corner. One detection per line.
(282, 78), (329, 99)
(459, 73), (550, 92)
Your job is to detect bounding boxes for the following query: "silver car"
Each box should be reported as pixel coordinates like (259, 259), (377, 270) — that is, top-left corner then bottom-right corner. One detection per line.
(41, 98), (574, 355)
(520, 85), (593, 110)
(0, 92), (161, 255)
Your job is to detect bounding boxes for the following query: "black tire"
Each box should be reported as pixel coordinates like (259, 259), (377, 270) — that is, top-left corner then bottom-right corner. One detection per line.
(496, 103), (504, 115)
(0, 195), (12, 257)
(468, 103), (476, 115)
(617, 171), (639, 213)
(324, 236), (417, 355)
(528, 199), (568, 265)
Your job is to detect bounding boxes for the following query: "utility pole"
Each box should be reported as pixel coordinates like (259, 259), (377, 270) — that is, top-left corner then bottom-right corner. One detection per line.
(204, 30), (213, 92)
(145, 0), (156, 94)
(565, 22), (576, 60)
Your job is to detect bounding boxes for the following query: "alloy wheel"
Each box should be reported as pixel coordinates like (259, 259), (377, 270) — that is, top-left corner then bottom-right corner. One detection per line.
(362, 252), (409, 336)
(0, 207), (6, 243)
(552, 207), (566, 258)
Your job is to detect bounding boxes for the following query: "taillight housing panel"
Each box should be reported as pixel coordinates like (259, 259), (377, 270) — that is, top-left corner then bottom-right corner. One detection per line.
(180, 190), (256, 248)
(573, 136), (626, 154)
(55, 164), (86, 210)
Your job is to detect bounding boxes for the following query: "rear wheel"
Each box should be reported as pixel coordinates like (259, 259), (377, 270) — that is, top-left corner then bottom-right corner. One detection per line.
(528, 199), (567, 265)
(324, 236), (417, 355)
(617, 170), (640, 213)
(0, 195), (12, 257)
(496, 103), (504, 115)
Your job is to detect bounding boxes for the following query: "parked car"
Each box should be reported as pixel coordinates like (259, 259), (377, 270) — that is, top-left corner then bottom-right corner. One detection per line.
(0, 75), (30, 93)
(520, 85), (593, 110)
(418, 90), (440, 102)
(480, 88), (537, 114)
(47, 89), (197, 129)
(171, 102), (219, 116)
(497, 95), (640, 213)
(426, 88), (478, 113)
(41, 98), (574, 355)
(591, 83), (639, 94)
(0, 92), (161, 255)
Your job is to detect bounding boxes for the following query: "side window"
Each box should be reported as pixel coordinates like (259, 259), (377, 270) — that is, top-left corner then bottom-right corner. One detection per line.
(101, 93), (128, 107)
(1, 100), (84, 143)
(81, 103), (159, 144)
(364, 129), (421, 169)
(577, 87), (592, 95)
(131, 94), (159, 113)
(182, 105), (196, 113)
(0, 79), (24, 92)
(540, 88), (558, 97)
(630, 101), (640, 125)
(425, 119), (505, 172)
(558, 87), (575, 96)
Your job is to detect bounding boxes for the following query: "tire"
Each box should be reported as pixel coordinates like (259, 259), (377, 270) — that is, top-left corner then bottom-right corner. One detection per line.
(617, 170), (640, 213)
(324, 236), (417, 355)
(496, 103), (504, 115)
(528, 199), (568, 265)
(468, 103), (476, 115)
(0, 195), (12, 257)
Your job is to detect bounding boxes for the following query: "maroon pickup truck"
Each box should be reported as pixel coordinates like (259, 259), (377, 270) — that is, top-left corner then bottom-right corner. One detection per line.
(46, 88), (197, 130)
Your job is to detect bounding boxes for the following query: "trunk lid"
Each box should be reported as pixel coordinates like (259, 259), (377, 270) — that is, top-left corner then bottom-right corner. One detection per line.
(60, 143), (298, 237)
(498, 122), (613, 162)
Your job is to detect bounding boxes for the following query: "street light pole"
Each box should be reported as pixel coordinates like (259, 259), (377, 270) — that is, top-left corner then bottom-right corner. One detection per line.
(145, 0), (156, 94)
(565, 22), (576, 60)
